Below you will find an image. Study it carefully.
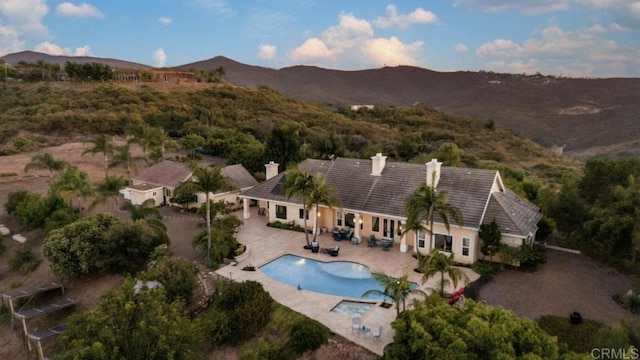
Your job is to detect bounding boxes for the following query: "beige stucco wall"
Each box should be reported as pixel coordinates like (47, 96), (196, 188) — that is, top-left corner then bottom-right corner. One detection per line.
(269, 202), (319, 232)
(130, 187), (164, 207)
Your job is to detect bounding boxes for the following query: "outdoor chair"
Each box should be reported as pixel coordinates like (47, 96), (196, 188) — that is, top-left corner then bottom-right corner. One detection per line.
(351, 316), (362, 332)
(329, 245), (340, 257)
(311, 241), (319, 253)
(332, 231), (342, 241)
(381, 239), (393, 251)
(371, 326), (383, 340)
(367, 235), (377, 247)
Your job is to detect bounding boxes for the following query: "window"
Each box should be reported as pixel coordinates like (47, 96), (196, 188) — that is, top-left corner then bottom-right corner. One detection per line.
(336, 210), (343, 226)
(152, 191), (157, 196)
(462, 237), (470, 256)
(165, 189), (172, 196)
(434, 234), (453, 252)
(417, 230), (426, 248)
(372, 217), (380, 232)
(276, 205), (287, 219)
(345, 213), (355, 228)
(299, 208), (308, 220)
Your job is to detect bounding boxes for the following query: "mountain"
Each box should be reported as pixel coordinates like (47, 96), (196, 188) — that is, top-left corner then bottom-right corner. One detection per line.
(182, 57), (640, 159)
(0, 51), (149, 70)
(3, 51), (640, 158)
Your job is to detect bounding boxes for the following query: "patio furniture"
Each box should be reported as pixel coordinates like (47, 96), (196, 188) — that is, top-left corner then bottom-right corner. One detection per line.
(351, 316), (362, 332)
(351, 236), (359, 245)
(381, 239), (393, 251)
(311, 241), (319, 253)
(371, 325), (383, 340)
(321, 245), (340, 257)
(367, 235), (377, 247)
(332, 231), (342, 241)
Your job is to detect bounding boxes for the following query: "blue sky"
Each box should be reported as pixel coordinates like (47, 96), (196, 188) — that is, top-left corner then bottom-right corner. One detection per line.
(1, 0), (639, 77)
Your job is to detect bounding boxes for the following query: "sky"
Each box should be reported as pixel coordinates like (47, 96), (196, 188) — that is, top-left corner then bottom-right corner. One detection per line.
(1, 0), (639, 78)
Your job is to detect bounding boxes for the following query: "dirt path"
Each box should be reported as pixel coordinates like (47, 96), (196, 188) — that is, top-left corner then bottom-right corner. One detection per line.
(479, 249), (637, 325)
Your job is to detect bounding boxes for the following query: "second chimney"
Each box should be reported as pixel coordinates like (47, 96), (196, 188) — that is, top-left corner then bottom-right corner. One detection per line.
(371, 153), (386, 176)
(265, 161), (280, 180)
(426, 158), (442, 188)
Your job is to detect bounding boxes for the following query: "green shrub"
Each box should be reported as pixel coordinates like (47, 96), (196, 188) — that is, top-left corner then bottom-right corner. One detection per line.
(9, 245), (41, 274)
(4, 189), (30, 214)
(197, 309), (232, 348)
(213, 281), (274, 344)
(537, 315), (604, 353)
(519, 245), (547, 271)
(471, 260), (500, 276)
(0, 235), (5, 256)
(289, 318), (330, 354)
(143, 254), (198, 304)
(613, 292), (640, 313)
(0, 305), (10, 325)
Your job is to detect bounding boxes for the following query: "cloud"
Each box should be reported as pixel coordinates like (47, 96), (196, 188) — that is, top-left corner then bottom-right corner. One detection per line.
(361, 37), (424, 67)
(0, 24), (25, 56)
(257, 44), (277, 60)
(188, 0), (235, 15)
(56, 2), (104, 18)
(0, 0), (49, 35)
(34, 41), (92, 56)
(159, 17), (172, 26)
(288, 38), (333, 61)
(373, 5), (437, 29)
(153, 48), (167, 67)
(476, 24), (640, 77)
(454, 43), (469, 53)
(285, 10), (425, 69)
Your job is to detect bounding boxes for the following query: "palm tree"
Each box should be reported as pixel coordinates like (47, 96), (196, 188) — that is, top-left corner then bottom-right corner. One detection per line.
(92, 174), (129, 208)
(404, 181), (462, 260)
(82, 134), (114, 177)
(283, 166), (314, 247)
(24, 152), (69, 180)
(307, 173), (339, 243)
(125, 199), (169, 244)
(53, 165), (93, 209)
(110, 143), (146, 176)
(420, 249), (468, 297)
(147, 127), (177, 163)
(362, 272), (422, 316)
(172, 162), (234, 267)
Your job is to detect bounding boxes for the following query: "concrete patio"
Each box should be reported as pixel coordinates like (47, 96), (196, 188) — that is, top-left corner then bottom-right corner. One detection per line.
(215, 208), (479, 356)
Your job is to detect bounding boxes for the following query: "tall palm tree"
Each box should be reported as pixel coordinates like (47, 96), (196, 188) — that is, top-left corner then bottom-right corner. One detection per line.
(110, 143), (146, 177)
(283, 166), (314, 247)
(308, 173), (339, 243)
(172, 162), (234, 267)
(125, 199), (169, 245)
(420, 249), (468, 297)
(404, 181), (463, 260)
(362, 272), (422, 316)
(147, 127), (177, 163)
(24, 152), (69, 180)
(92, 174), (129, 208)
(82, 134), (114, 177)
(53, 165), (93, 209)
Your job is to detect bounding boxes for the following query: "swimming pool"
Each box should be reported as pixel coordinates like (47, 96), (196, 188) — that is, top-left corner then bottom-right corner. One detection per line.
(259, 254), (415, 300)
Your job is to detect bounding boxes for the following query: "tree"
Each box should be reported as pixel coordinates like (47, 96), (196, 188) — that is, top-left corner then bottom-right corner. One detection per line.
(24, 152), (68, 180)
(59, 278), (201, 360)
(141, 247), (198, 304)
(429, 142), (463, 166)
(110, 143), (146, 176)
(53, 165), (93, 209)
(404, 182), (462, 260)
(308, 173), (339, 243)
(283, 166), (314, 247)
(479, 218), (502, 262)
(172, 162), (234, 267)
(124, 199), (169, 245)
(419, 249), (468, 297)
(387, 300), (559, 359)
(193, 204), (242, 266)
(362, 272), (421, 316)
(92, 174), (128, 207)
(180, 134), (205, 158)
(82, 134), (114, 177)
(264, 122), (306, 167)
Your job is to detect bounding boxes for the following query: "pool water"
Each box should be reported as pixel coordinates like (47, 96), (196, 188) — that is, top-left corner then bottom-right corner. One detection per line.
(331, 300), (375, 317)
(259, 254), (415, 300)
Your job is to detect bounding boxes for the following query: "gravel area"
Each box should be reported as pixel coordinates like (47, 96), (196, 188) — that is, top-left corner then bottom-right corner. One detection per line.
(479, 249), (637, 325)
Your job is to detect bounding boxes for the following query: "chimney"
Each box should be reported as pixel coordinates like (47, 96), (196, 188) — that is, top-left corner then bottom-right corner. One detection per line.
(370, 153), (387, 176)
(265, 161), (279, 180)
(426, 158), (442, 188)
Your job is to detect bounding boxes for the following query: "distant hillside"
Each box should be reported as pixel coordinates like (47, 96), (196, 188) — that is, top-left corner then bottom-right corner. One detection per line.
(181, 57), (640, 159)
(2, 51), (639, 158)
(0, 51), (149, 70)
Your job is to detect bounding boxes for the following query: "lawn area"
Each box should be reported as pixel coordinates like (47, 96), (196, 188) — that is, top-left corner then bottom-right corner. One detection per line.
(537, 315), (605, 353)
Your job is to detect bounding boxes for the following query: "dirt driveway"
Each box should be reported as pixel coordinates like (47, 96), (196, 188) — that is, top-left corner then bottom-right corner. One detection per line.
(479, 249), (636, 325)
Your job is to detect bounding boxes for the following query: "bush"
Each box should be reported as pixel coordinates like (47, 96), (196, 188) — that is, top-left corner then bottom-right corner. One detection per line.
(0, 305), (10, 325)
(9, 246), (41, 274)
(143, 254), (198, 304)
(289, 318), (330, 354)
(613, 292), (640, 313)
(213, 281), (274, 344)
(4, 189), (29, 214)
(0, 235), (5, 256)
(197, 309), (232, 348)
(471, 260), (500, 277)
(537, 315), (604, 353)
(519, 245), (547, 271)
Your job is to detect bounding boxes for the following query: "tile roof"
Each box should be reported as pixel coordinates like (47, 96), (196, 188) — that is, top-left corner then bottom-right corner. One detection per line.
(241, 157), (509, 229)
(132, 161), (191, 189)
(483, 189), (542, 237)
(132, 161), (257, 192)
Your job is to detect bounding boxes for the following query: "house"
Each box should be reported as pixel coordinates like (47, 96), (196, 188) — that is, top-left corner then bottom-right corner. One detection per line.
(121, 161), (258, 208)
(239, 154), (541, 264)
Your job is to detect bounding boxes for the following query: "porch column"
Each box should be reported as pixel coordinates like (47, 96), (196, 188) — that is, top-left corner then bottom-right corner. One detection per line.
(242, 198), (250, 220)
(400, 233), (408, 253)
(354, 212), (361, 240)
